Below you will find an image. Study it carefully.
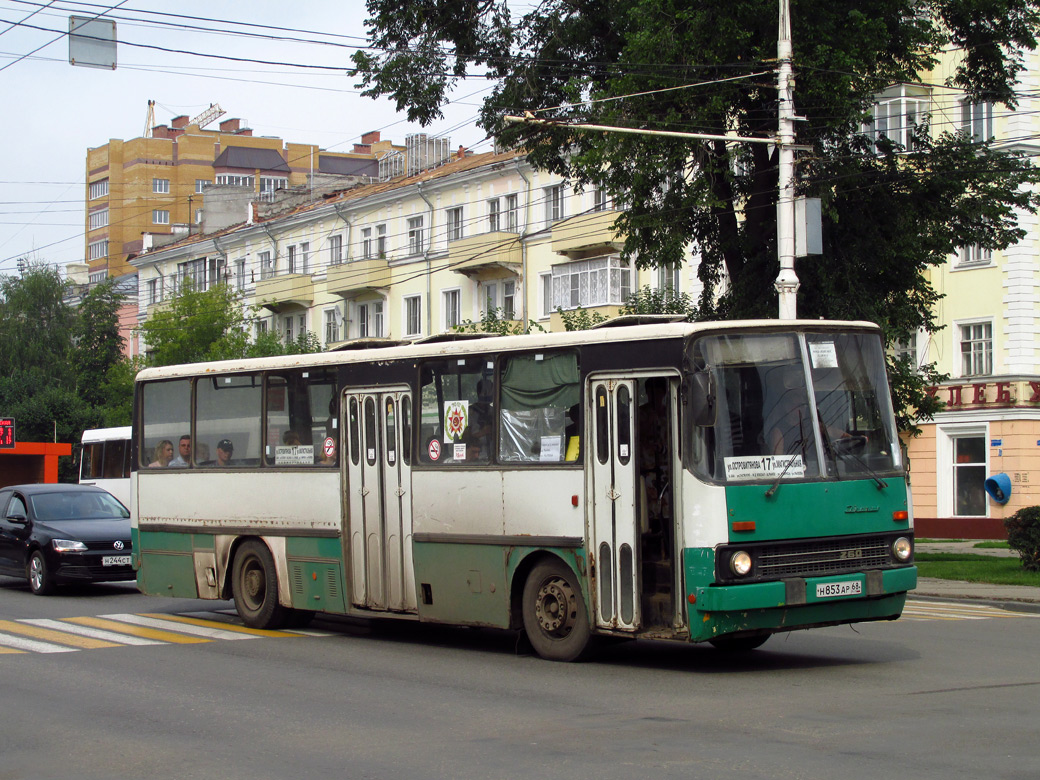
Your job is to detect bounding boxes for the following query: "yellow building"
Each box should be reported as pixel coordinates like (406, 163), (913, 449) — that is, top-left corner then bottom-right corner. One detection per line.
(86, 114), (397, 280)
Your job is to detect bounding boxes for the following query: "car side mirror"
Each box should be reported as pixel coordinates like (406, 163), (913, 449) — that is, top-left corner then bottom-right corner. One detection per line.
(6, 512), (27, 525)
(688, 369), (717, 427)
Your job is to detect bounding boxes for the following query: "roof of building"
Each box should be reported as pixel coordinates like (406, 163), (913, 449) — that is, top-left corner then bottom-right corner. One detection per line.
(212, 146), (290, 173)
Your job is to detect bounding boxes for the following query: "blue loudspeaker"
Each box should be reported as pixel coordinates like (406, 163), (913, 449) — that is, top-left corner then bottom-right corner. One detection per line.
(984, 473), (1012, 505)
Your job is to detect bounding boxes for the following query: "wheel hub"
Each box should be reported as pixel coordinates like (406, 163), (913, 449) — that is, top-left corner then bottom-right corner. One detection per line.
(535, 577), (573, 636)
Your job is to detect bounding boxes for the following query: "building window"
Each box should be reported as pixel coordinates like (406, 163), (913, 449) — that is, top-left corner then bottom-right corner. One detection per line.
(446, 207), (464, 242)
(961, 100), (994, 142)
(959, 322), (993, 377)
(958, 244), (992, 267)
(194, 209), (203, 225)
(504, 194), (519, 232)
(88, 178), (108, 200)
(952, 434), (987, 516)
(373, 300), (384, 337)
(329, 234), (343, 265)
(488, 199), (501, 232)
(593, 188), (611, 212)
(259, 250), (274, 280)
(153, 209), (170, 225)
(539, 271), (553, 318)
(324, 308), (340, 345)
(483, 279), (516, 319)
(153, 178), (170, 194)
(361, 227), (373, 259)
(287, 245), (297, 274)
(195, 179), (209, 194)
(658, 265), (680, 292)
(404, 295), (422, 337)
(550, 256), (632, 310)
(88, 270), (107, 284)
(284, 314), (295, 343)
(893, 332), (919, 370)
(256, 318), (269, 337)
(442, 288), (461, 330)
(88, 239), (108, 260)
(234, 258), (246, 290)
(544, 184), (565, 224)
(357, 300), (384, 339)
(867, 84), (930, 150)
(215, 174), (255, 188)
(146, 278), (159, 305)
(376, 224), (387, 257)
(260, 177), (288, 200)
(407, 217), (425, 255)
(88, 208), (108, 230)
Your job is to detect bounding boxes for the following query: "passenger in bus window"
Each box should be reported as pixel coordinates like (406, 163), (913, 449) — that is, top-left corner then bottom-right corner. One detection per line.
(170, 435), (191, 467)
(282, 430), (301, 446)
(149, 440), (174, 468)
(195, 442), (210, 465)
(216, 439), (234, 467)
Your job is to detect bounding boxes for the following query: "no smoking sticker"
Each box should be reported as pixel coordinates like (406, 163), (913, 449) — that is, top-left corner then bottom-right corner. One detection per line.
(323, 437), (336, 458)
(428, 439), (441, 461)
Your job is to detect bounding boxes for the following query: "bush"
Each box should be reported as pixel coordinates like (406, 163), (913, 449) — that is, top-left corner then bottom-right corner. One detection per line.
(1003, 506), (1040, 572)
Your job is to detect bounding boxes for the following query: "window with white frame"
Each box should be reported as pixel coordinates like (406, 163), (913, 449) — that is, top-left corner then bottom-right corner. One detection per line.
(195, 179), (210, 194)
(593, 187), (611, 212)
(866, 84), (930, 150)
(488, 198), (501, 232)
(259, 250), (274, 280)
(404, 294), (422, 337)
(153, 209), (170, 225)
(504, 194), (518, 232)
(216, 174), (254, 188)
(958, 244), (992, 267)
(88, 239), (108, 260)
(194, 209), (203, 225)
(959, 321), (993, 377)
(550, 256), (632, 310)
(329, 234), (343, 265)
(446, 207), (464, 241)
(88, 270), (107, 284)
(287, 245), (297, 274)
(539, 271), (553, 317)
(299, 242), (310, 274)
(951, 432), (987, 516)
(89, 178), (108, 200)
(407, 217), (425, 255)
(260, 177), (288, 200)
(146, 278), (160, 305)
(376, 224), (387, 257)
(893, 332), (918, 369)
(657, 264), (680, 292)
(442, 288), (461, 330)
(361, 227), (373, 259)
(234, 258), (246, 290)
(88, 208), (108, 230)
(256, 318), (269, 337)
(961, 100), (994, 142)
(324, 308), (340, 345)
(153, 178), (170, 194)
(284, 314), (295, 343)
(544, 184), (566, 224)
(482, 279), (516, 319)
(357, 300), (384, 338)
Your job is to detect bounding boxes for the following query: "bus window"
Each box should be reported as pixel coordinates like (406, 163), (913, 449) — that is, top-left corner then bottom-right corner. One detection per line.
(103, 438), (128, 478)
(265, 369), (337, 467)
(364, 397), (377, 466)
(141, 380), (191, 469)
(349, 397), (360, 466)
(81, 442), (102, 480)
(500, 351), (580, 463)
(385, 397), (397, 465)
(401, 396), (412, 466)
(197, 374), (261, 467)
(419, 357), (494, 465)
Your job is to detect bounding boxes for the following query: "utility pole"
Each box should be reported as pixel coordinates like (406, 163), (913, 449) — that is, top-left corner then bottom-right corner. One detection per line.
(774, 0), (800, 320)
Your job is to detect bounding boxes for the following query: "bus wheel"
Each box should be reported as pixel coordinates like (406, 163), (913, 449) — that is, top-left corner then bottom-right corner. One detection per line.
(522, 559), (590, 662)
(232, 540), (288, 630)
(709, 633), (770, 652)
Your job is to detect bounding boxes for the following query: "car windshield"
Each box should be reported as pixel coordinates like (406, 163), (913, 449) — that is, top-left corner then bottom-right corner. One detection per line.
(684, 330), (902, 483)
(29, 491), (129, 521)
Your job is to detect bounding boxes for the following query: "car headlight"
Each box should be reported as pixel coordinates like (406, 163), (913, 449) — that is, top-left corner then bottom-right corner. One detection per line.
(892, 537), (912, 562)
(52, 539), (88, 553)
(729, 550), (753, 576)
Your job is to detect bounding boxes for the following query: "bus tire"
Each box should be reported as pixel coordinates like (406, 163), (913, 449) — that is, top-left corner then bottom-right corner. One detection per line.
(522, 559), (590, 662)
(232, 540), (288, 629)
(708, 633), (770, 652)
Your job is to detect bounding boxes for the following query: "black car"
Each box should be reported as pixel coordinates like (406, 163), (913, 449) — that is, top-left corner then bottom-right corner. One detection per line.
(0, 484), (134, 595)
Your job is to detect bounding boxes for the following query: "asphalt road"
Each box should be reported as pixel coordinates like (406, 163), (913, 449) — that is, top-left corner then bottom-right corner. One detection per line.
(0, 577), (1038, 780)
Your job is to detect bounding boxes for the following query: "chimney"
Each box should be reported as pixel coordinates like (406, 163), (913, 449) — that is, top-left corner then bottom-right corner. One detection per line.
(151, 125), (170, 139)
(219, 118), (241, 133)
(361, 131), (381, 145)
(171, 115), (189, 128)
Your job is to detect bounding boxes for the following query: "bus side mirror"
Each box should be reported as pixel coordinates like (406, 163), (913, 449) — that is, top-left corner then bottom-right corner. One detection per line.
(688, 369), (716, 427)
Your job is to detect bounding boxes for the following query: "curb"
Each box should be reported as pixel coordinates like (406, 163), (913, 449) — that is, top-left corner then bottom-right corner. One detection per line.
(911, 593), (1040, 614)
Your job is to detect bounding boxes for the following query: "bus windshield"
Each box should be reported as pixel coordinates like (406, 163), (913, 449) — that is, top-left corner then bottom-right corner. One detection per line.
(686, 331), (902, 484)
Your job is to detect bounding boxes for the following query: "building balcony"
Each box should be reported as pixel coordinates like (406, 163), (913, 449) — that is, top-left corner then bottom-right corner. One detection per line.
(449, 232), (522, 278)
(551, 210), (624, 257)
(325, 258), (392, 297)
(255, 273), (314, 312)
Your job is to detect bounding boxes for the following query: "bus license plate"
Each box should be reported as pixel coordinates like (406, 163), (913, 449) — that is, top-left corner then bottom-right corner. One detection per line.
(102, 555), (132, 567)
(816, 580), (862, 598)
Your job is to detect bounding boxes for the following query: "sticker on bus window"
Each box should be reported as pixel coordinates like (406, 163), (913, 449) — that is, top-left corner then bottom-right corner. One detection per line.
(724, 455), (805, 481)
(444, 400), (469, 442)
(454, 443), (467, 460)
(809, 342), (839, 368)
(323, 437), (336, 459)
(428, 439), (441, 461)
(275, 445), (314, 465)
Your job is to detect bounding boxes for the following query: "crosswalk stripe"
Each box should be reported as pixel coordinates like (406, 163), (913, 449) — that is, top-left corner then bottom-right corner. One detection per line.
(0, 631), (77, 653)
(180, 611), (335, 637)
(0, 646), (25, 654)
(0, 619), (119, 649)
(65, 616), (211, 644)
(20, 619), (165, 646)
(143, 613), (301, 638)
(99, 613), (257, 640)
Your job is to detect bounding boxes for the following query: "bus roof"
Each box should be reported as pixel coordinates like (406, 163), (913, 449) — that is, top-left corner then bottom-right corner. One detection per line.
(81, 426), (132, 442)
(134, 319), (882, 382)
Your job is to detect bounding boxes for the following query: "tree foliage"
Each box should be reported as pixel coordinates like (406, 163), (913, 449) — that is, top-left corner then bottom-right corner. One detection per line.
(353, 0), (1040, 431)
(72, 278), (126, 408)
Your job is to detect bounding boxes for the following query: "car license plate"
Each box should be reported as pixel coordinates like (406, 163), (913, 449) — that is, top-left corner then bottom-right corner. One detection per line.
(102, 555), (132, 567)
(816, 580), (862, 598)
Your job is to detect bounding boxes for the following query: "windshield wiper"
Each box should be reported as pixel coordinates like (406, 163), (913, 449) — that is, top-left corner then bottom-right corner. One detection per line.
(818, 420), (888, 490)
(765, 435), (804, 498)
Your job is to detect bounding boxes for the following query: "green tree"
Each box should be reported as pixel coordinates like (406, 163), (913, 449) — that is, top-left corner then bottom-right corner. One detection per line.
(72, 277), (126, 408)
(0, 262), (74, 388)
(353, 0), (1040, 432)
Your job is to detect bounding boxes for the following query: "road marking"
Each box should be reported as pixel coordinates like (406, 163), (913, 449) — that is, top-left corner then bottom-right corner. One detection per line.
(0, 619), (120, 649)
(97, 613), (258, 640)
(0, 631), (77, 653)
(20, 618), (164, 646)
(902, 600), (1040, 621)
(65, 616), (211, 644)
(142, 613), (301, 638)
(180, 610), (335, 637)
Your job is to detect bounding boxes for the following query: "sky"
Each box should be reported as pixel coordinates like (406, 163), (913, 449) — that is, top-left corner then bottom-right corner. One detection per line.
(0, 0), (495, 276)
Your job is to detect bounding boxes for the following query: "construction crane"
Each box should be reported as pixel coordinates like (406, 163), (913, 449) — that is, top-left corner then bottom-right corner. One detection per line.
(190, 103), (226, 129)
(143, 99), (155, 138)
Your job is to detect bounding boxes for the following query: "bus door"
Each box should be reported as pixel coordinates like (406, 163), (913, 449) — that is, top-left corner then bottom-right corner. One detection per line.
(344, 386), (416, 614)
(589, 377), (641, 631)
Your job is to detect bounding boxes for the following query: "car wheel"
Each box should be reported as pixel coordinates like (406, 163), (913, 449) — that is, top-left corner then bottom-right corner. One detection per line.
(28, 550), (55, 595)
(231, 540), (288, 629)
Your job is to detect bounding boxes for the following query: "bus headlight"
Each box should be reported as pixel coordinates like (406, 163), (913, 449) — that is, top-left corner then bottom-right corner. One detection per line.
(892, 537), (912, 562)
(729, 551), (753, 576)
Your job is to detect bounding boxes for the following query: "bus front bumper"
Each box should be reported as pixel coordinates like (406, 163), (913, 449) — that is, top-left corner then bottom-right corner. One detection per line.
(686, 566), (917, 643)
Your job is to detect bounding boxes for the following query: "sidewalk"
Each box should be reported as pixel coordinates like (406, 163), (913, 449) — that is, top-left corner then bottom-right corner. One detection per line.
(914, 541), (1040, 611)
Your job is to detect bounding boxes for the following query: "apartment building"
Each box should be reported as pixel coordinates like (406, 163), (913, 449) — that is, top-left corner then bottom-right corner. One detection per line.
(85, 114), (398, 281)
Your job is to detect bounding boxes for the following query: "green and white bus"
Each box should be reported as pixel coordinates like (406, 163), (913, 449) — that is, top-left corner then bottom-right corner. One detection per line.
(131, 318), (916, 661)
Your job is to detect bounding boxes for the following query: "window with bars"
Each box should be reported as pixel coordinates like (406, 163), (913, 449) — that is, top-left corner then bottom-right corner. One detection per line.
(959, 322), (993, 377)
